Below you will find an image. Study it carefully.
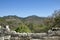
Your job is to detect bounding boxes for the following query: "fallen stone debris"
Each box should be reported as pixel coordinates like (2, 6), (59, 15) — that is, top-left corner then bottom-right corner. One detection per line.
(0, 25), (60, 40)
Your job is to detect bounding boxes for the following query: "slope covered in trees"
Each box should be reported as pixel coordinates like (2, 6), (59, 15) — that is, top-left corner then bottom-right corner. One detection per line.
(0, 10), (60, 33)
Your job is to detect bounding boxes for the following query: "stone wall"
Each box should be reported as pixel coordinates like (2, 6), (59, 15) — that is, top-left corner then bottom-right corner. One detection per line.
(0, 25), (60, 40)
(30, 36), (60, 40)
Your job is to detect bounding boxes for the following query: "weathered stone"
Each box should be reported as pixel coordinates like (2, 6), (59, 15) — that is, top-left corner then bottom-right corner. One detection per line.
(0, 25), (60, 40)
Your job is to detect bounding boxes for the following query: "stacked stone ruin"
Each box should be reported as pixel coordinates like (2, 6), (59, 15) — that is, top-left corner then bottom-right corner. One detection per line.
(0, 25), (60, 40)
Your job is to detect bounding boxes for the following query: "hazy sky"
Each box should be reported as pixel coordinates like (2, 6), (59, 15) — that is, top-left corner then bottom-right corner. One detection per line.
(0, 0), (60, 17)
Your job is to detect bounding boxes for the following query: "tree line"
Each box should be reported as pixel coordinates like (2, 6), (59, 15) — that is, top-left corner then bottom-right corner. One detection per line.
(0, 10), (60, 33)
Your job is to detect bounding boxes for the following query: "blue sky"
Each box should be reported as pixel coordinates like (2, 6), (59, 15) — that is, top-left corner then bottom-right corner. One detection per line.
(0, 0), (60, 17)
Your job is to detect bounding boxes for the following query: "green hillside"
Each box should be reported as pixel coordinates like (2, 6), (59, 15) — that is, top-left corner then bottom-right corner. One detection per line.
(0, 10), (60, 33)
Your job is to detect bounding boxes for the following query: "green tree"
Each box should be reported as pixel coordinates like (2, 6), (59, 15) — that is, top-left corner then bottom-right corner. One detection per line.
(52, 10), (60, 27)
(15, 23), (31, 33)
